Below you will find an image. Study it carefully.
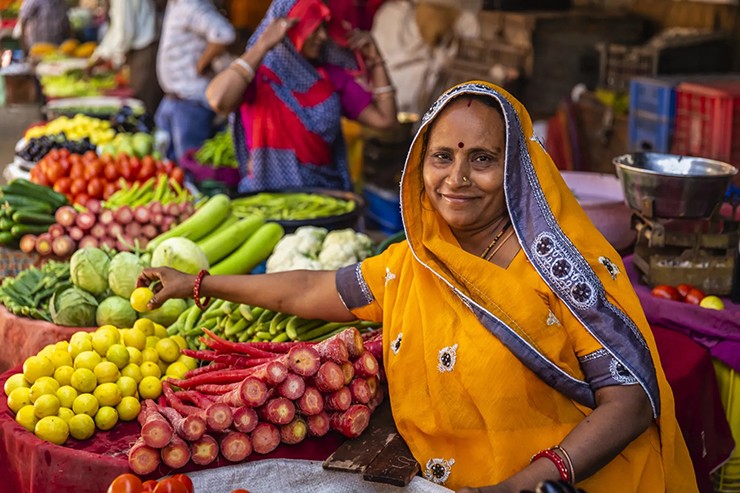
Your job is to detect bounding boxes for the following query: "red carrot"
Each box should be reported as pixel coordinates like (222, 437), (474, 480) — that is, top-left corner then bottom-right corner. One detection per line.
(181, 349), (221, 362)
(217, 376), (269, 408)
(251, 422), (280, 455)
(249, 360), (288, 386)
(368, 385), (384, 412)
(313, 336), (349, 364)
(184, 362), (229, 379)
(364, 339), (383, 363)
(325, 386), (352, 412)
(349, 378), (371, 404)
(280, 417), (308, 445)
(314, 361), (345, 393)
(215, 355), (273, 368)
(139, 400), (173, 448)
(278, 373), (306, 400)
(307, 411), (330, 437)
(159, 405), (207, 442)
(219, 431), (252, 462)
(232, 406), (259, 434)
(178, 390), (234, 433)
(177, 389), (214, 408)
(366, 375), (380, 400)
(297, 386), (324, 416)
(336, 328), (364, 359)
(202, 328), (284, 357)
(190, 434), (219, 465)
(353, 351), (379, 378)
(284, 345), (321, 377)
(161, 434), (191, 469)
(259, 396), (296, 425)
(128, 437), (160, 475)
(194, 382), (239, 395)
(168, 368), (260, 389)
(330, 404), (371, 438)
(340, 362), (355, 386)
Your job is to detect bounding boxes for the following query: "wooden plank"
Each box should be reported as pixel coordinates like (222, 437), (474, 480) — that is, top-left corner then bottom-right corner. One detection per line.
(362, 433), (420, 487)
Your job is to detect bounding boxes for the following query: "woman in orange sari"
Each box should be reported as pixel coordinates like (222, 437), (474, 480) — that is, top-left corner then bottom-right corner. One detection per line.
(140, 81), (698, 492)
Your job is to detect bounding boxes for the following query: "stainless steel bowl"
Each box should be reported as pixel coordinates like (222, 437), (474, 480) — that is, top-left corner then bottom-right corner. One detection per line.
(612, 152), (738, 219)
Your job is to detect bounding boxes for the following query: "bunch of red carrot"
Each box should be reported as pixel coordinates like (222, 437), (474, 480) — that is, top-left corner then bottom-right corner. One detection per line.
(128, 327), (383, 475)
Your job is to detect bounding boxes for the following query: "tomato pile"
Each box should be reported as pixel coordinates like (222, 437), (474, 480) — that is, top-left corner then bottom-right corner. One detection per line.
(106, 473), (251, 493)
(29, 149), (185, 206)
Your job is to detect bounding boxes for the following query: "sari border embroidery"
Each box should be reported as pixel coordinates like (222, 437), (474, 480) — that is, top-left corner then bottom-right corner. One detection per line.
(438, 344), (458, 373)
(335, 263), (374, 310)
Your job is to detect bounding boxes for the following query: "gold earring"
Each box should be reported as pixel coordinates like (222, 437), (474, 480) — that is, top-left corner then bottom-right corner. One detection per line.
(462, 176), (469, 183)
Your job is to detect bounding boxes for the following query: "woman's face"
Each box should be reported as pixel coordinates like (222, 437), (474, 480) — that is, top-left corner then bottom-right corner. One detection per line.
(301, 23), (328, 60)
(422, 97), (507, 235)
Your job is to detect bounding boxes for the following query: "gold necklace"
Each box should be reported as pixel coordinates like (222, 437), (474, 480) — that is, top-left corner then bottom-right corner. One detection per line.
(480, 219), (511, 259)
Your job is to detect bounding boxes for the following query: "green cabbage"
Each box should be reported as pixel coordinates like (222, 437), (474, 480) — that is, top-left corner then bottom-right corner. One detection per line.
(70, 247), (110, 296)
(108, 252), (147, 299)
(96, 296), (138, 328)
(151, 238), (209, 275)
(49, 287), (98, 327)
(142, 298), (188, 326)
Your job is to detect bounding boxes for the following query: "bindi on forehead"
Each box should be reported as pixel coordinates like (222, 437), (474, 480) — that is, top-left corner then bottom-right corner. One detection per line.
(457, 142), (464, 148)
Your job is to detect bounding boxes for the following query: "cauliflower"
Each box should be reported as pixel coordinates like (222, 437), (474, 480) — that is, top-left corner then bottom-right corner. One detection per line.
(318, 229), (373, 270)
(266, 226), (373, 272)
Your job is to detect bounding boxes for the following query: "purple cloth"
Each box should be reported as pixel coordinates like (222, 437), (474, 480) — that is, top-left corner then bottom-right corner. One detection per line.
(323, 64), (373, 120)
(624, 255), (740, 372)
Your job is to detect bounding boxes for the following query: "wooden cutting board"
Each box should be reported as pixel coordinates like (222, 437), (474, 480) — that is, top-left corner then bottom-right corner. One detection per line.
(323, 398), (420, 486)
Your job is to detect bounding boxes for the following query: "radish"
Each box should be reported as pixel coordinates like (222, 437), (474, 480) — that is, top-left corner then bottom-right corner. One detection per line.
(47, 223), (65, 239)
(54, 206), (77, 227)
(78, 235), (99, 249)
(19, 234), (37, 254)
(219, 431), (252, 462)
(75, 211), (95, 231)
(51, 235), (75, 258)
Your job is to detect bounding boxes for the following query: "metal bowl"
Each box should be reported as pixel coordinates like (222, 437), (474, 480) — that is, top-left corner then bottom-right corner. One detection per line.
(612, 152), (738, 219)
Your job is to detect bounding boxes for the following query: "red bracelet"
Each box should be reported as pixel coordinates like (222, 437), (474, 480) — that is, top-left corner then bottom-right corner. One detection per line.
(530, 448), (571, 484)
(193, 269), (211, 310)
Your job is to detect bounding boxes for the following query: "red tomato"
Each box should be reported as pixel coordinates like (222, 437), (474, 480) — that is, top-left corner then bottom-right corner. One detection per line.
(58, 157), (71, 174)
(87, 177), (105, 199)
(70, 153), (82, 166)
(70, 178), (87, 196)
(74, 193), (90, 206)
(142, 155), (155, 169)
(162, 160), (174, 174)
(30, 166), (49, 186)
(106, 473), (143, 493)
(153, 478), (188, 493)
(676, 283), (692, 300)
(101, 153), (114, 165)
(58, 148), (70, 158)
(53, 177), (72, 194)
(118, 161), (134, 181)
(230, 489), (251, 493)
(169, 167), (185, 185)
(104, 163), (120, 181)
(138, 161), (156, 182)
(83, 150), (98, 162)
(651, 285), (681, 301)
(69, 162), (85, 180)
(84, 161), (105, 180)
(45, 161), (65, 183)
(103, 182), (118, 200)
(47, 149), (60, 161)
(170, 475), (193, 493)
(130, 156), (142, 177)
(141, 480), (159, 492)
(685, 288), (706, 305)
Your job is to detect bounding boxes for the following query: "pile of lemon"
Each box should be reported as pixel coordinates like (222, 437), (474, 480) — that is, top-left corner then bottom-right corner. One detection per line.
(24, 114), (116, 146)
(3, 318), (196, 446)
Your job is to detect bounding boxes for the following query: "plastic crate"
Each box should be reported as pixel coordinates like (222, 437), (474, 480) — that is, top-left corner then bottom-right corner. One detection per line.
(671, 80), (740, 166)
(363, 184), (403, 235)
(629, 76), (677, 120)
(628, 114), (672, 153)
(712, 359), (740, 493)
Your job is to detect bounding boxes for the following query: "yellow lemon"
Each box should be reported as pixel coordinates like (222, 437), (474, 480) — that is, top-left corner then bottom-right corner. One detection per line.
(68, 413), (95, 440)
(54, 341), (69, 352)
(35, 416), (69, 445)
(121, 363), (143, 383)
(155, 338), (181, 363)
(8, 387), (32, 413)
(126, 346), (143, 366)
(49, 350), (73, 369)
(70, 368), (97, 393)
(73, 351), (102, 371)
(91, 330), (117, 357)
(177, 355), (198, 371)
(16, 405), (39, 432)
(141, 347), (159, 364)
(145, 336), (160, 349)
(170, 335), (188, 351)
(157, 359), (169, 376)
(116, 376), (137, 397)
(53, 366), (75, 387)
(93, 382), (122, 407)
(106, 344), (130, 369)
(4, 373), (30, 396)
(57, 407), (75, 424)
(130, 288), (154, 313)
(123, 328), (146, 351)
(153, 323), (168, 339)
(69, 337), (93, 360)
(116, 396), (141, 421)
(23, 355), (55, 383)
(94, 406), (118, 431)
(93, 361), (120, 384)
(139, 361), (161, 379)
(133, 317), (155, 336)
(35, 376), (60, 392)
(138, 375), (162, 400)
(34, 394), (61, 418)
(38, 344), (55, 360)
(164, 361), (188, 380)
(28, 379), (57, 403)
(56, 385), (78, 409)
(72, 393), (99, 417)
(97, 325), (120, 339)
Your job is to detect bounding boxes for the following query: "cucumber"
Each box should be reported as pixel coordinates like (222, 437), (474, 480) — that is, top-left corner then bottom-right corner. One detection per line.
(198, 216), (265, 265)
(210, 222), (285, 275)
(147, 194), (231, 251)
(0, 231), (15, 245)
(11, 210), (56, 225)
(4, 179), (67, 208)
(0, 194), (53, 213)
(195, 214), (238, 247)
(10, 223), (50, 237)
(0, 218), (14, 231)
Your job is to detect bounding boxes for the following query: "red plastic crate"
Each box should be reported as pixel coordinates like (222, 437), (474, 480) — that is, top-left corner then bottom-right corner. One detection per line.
(671, 80), (740, 167)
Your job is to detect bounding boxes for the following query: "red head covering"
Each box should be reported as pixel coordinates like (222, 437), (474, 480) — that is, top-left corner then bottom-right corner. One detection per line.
(286, 0), (332, 53)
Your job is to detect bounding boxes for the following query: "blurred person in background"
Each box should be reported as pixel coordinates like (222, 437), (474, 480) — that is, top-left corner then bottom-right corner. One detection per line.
(88, 0), (163, 114)
(17, 0), (70, 51)
(155, 0), (236, 162)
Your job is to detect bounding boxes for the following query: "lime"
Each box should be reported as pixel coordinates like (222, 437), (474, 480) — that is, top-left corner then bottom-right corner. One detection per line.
(73, 351), (102, 371)
(121, 363), (143, 383)
(23, 355), (55, 383)
(140, 361), (161, 379)
(54, 340), (69, 353)
(155, 338), (181, 363)
(93, 361), (120, 384)
(70, 368), (97, 393)
(56, 385), (78, 408)
(34, 394), (61, 418)
(165, 361), (188, 380)
(57, 407), (75, 424)
(138, 375), (162, 400)
(16, 405), (39, 432)
(153, 323), (168, 339)
(145, 336), (160, 349)
(69, 337), (93, 359)
(93, 382), (122, 407)
(130, 288), (154, 313)
(72, 393), (99, 417)
(68, 413), (95, 440)
(126, 346), (143, 366)
(28, 379), (57, 403)
(116, 376), (138, 397)
(141, 347), (159, 364)
(35, 416), (69, 445)
(133, 317), (155, 336)
(53, 366), (75, 386)
(106, 344), (130, 369)
(92, 330), (117, 357)
(177, 355), (198, 371)
(123, 328), (147, 351)
(8, 387), (32, 413)
(4, 373), (30, 396)
(116, 396), (141, 421)
(94, 406), (118, 431)
(49, 350), (73, 369)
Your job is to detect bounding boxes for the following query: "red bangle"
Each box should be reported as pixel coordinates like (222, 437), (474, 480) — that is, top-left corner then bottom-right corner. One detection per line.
(530, 448), (571, 484)
(193, 269), (211, 310)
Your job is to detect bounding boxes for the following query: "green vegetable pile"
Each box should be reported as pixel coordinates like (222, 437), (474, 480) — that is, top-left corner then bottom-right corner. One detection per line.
(231, 193), (355, 221)
(194, 131), (237, 168)
(0, 261), (71, 321)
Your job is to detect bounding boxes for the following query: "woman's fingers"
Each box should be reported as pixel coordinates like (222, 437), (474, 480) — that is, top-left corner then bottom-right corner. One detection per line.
(137, 267), (162, 288)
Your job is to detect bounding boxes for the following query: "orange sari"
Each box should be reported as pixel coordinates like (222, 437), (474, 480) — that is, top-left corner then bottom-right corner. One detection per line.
(338, 82), (698, 492)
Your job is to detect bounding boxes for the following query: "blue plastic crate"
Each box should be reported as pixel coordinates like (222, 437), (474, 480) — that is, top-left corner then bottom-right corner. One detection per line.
(363, 184), (403, 235)
(629, 76), (677, 120)
(628, 114), (673, 153)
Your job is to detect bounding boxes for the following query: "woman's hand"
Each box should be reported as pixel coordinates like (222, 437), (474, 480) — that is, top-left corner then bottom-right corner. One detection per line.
(257, 17), (299, 51)
(347, 29), (381, 63)
(136, 267), (195, 310)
